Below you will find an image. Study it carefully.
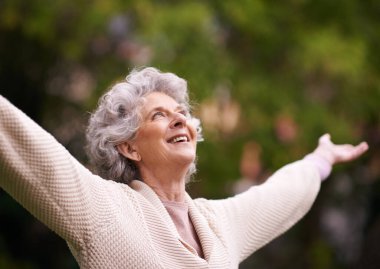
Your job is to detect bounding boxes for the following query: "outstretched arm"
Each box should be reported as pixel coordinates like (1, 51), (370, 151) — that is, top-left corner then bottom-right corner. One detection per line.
(0, 95), (114, 249)
(200, 134), (368, 262)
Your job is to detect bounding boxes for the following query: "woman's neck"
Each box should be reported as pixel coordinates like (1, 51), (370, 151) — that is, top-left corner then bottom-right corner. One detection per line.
(139, 165), (187, 202)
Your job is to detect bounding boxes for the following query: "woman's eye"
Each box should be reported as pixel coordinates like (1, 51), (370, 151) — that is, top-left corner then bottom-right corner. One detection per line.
(152, 111), (165, 119)
(179, 110), (190, 117)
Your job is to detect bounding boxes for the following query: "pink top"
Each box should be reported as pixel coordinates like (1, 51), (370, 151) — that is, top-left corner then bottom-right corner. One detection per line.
(162, 200), (204, 258)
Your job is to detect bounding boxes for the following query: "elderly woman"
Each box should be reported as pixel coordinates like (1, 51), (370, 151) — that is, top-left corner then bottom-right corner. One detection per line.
(0, 67), (368, 268)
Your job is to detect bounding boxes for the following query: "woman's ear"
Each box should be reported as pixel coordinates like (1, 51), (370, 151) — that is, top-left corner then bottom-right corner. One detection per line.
(117, 142), (141, 162)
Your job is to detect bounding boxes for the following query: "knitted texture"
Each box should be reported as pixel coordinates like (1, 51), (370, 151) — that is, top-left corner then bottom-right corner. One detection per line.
(0, 95), (321, 268)
(304, 153), (333, 181)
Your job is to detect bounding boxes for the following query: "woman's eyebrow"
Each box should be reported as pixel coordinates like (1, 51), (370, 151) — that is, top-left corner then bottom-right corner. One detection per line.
(148, 105), (187, 114)
(175, 104), (188, 112)
(147, 106), (166, 114)
(144, 104), (189, 120)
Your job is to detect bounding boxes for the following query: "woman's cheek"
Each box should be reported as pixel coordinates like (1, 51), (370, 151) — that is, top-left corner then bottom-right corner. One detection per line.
(188, 118), (199, 138)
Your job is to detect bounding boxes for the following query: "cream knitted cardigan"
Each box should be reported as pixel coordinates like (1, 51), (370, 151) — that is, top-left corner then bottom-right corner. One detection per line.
(0, 95), (321, 269)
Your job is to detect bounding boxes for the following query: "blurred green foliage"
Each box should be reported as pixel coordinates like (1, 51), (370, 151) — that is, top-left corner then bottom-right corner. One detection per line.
(1, 0), (379, 268)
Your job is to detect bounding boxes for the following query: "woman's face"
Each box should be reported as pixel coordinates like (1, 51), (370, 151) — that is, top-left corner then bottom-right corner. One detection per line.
(130, 92), (197, 170)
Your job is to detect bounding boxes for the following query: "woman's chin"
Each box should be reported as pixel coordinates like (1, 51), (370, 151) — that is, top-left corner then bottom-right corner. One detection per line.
(171, 152), (196, 165)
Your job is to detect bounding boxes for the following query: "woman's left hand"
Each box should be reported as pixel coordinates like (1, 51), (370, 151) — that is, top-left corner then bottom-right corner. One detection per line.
(313, 134), (369, 165)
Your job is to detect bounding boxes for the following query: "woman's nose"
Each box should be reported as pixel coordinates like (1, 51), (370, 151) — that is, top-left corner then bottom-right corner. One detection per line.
(170, 113), (187, 129)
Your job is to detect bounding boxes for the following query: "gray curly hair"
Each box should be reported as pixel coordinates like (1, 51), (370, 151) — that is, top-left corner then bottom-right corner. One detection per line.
(86, 67), (203, 184)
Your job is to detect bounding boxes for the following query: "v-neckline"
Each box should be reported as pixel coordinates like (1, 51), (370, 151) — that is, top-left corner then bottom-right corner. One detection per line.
(129, 180), (214, 262)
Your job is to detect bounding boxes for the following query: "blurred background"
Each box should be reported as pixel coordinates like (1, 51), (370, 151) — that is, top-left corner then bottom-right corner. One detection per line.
(0, 0), (379, 268)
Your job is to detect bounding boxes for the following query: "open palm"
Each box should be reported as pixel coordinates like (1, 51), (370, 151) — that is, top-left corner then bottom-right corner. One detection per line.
(314, 134), (369, 165)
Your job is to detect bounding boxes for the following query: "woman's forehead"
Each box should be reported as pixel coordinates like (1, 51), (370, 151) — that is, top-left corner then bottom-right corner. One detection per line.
(141, 92), (183, 113)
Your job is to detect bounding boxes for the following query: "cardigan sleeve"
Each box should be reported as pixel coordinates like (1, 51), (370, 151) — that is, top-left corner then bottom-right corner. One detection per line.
(198, 160), (321, 262)
(0, 95), (115, 249)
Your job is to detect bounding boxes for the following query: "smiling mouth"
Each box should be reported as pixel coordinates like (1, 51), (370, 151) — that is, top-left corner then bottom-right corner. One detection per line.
(167, 135), (189, 143)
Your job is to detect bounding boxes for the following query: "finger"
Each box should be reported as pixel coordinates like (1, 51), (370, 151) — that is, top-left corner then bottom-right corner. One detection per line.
(351, 142), (369, 159)
(357, 141), (369, 154)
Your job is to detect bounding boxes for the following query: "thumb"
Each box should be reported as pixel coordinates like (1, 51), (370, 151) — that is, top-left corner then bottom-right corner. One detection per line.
(319, 133), (332, 145)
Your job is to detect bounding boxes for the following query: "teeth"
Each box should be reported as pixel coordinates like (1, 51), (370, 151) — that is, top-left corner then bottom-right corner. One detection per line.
(171, 136), (188, 143)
